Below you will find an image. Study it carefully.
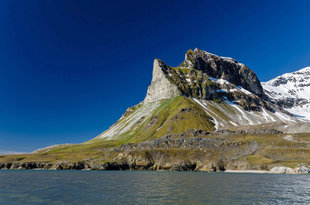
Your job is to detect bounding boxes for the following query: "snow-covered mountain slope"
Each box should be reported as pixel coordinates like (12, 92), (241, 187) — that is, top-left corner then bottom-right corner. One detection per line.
(262, 67), (310, 120)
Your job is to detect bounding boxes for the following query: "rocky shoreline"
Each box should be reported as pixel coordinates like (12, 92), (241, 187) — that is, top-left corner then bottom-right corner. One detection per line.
(1, 133), (310, 174)
(1, 162), (309, 174)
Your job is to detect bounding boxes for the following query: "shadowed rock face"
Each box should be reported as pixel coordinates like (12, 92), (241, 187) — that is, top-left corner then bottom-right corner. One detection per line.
(183, 48), (264, 97)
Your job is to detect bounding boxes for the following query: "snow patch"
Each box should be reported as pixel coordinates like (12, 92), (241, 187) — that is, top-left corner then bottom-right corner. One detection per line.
(193, 98), (219, 130)
(209, 77), (231, 85)
(237, 86), (253, 95)
(261, 108), (276, 122)
(216, 89), (227, 93)
(210, 77), (254, 95)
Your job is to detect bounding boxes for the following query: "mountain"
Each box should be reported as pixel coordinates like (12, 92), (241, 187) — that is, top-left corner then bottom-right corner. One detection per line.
(93, 48), (298, 142)
(262, 67), (310, 120)
(2, 48), (310, 173)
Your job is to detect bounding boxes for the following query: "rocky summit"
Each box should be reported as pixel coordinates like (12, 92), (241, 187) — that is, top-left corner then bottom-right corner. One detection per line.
(181, 48), (264, 97)
(146, 49), (267, 110)
(1, 48), (310, 173)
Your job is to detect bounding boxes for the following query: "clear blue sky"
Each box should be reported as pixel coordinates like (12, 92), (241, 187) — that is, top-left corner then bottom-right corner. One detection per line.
(0, 0), (310, 154)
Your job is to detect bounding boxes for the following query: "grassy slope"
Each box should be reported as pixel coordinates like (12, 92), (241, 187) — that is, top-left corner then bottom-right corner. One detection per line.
(0, 96), (215, 164)
(232, 133), (310, 168)
(0, 141), (118, 164)
(91, 96), (215, 144)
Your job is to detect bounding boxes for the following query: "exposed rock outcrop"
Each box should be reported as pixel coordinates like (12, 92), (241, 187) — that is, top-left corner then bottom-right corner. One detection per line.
(270, 166), (310, 174)
(144, 59), (181, 102)
(181, 48), (264, 97)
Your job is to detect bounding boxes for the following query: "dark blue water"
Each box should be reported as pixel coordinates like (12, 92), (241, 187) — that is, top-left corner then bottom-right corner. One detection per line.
(0, 170), (310, 204)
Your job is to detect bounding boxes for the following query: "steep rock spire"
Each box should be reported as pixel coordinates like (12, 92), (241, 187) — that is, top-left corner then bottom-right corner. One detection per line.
(144, 59), (181, 102)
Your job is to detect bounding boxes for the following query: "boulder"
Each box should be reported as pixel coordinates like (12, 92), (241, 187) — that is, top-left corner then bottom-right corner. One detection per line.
(294, 166), (310, 174)
(270, 166), (296, 174)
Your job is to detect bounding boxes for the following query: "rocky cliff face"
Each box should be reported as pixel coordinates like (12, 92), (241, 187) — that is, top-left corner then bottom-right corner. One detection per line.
(144, 59), (181, 102)
(181, 48), (264, 97)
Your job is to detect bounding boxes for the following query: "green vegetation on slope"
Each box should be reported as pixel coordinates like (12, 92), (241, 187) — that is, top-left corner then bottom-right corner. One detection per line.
(0, 140), (119, 164)
(106, 96), (215, 144)
(166, 66), (218, 100)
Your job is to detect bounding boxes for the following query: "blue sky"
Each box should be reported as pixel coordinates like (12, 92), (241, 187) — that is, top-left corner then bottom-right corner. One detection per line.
(0, 0), (310, 154)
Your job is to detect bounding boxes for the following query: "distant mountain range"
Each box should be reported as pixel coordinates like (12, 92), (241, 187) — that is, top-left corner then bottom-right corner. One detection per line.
(262, 67), (310, 120)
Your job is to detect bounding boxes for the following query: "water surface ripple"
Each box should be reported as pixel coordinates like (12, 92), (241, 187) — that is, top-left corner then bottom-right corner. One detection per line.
(0, 170), (310, 204)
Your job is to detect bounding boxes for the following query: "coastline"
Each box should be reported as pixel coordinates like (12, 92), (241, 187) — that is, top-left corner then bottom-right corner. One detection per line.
(224, 170), (269, 174)
(1, 167), (309, 174)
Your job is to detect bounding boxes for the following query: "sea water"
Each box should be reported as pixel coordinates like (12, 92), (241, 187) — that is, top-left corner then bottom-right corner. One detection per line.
(0, 170), (309, 204)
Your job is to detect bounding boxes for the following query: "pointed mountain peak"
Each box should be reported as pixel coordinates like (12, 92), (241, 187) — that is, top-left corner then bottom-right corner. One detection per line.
(144, 59), (181, 103)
